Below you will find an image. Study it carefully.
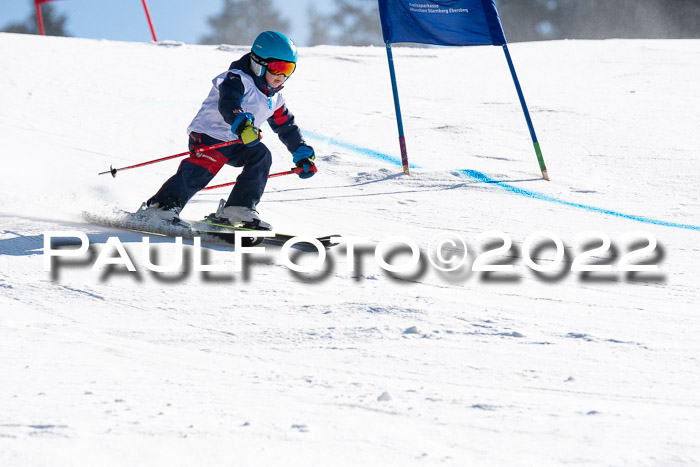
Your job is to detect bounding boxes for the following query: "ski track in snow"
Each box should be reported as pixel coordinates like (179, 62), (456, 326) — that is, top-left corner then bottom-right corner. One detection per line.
(1, 33), (700, 466)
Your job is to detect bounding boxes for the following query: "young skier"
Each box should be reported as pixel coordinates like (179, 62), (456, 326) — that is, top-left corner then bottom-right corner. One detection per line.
(140, 30), (316, 230)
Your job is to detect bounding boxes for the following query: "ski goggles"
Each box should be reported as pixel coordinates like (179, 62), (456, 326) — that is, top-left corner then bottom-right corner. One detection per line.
(266, 60), (296, 77)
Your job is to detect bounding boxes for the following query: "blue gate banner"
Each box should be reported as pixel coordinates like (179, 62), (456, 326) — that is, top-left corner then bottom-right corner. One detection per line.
(378, 0), (507, 46)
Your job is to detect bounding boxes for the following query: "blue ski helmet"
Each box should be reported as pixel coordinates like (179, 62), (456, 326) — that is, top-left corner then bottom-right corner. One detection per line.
(250, 31), (297, 78)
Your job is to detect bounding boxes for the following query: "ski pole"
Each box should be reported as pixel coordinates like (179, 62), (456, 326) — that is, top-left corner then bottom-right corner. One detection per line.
(201, 166), (307, 191)
(98, 140), (241, 177)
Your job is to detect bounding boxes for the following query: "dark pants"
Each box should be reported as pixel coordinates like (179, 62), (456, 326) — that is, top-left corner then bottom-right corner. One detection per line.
(148, 132), (272, 211)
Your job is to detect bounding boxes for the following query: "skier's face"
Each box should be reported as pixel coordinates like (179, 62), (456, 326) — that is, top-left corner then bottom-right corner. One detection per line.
(265, 71), (287, 88)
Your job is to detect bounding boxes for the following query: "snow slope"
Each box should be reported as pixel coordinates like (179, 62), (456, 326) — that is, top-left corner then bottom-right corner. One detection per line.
(1, 32), (699, 466)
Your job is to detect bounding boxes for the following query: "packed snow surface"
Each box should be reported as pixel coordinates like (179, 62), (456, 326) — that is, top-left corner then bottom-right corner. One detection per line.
(1, 33), (699, 465)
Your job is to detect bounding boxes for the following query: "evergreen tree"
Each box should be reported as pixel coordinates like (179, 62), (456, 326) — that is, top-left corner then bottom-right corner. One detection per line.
(307, 0), (383, 46)
(495, 0), (700, 42)
(199, 0), (290, 45)
(307, 5), (332, 46)
(495, 0), (578, 41)
(569, 0), (700, 40)
(1, 1), (70, 37)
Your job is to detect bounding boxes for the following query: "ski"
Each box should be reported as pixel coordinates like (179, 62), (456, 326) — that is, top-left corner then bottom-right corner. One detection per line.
(82, 210), (239, 247)
(189, 218), (340, 249)
(82, 211), (340, 250)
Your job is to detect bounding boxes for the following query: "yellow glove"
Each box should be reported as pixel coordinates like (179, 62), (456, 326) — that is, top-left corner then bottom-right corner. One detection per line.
(240, 122), (261, 147)
(231, 111), (261, 147)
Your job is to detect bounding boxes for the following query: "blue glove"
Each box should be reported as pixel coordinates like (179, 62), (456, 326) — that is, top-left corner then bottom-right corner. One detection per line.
(231, 112), (255, 135)
(293, 145), (316, 179)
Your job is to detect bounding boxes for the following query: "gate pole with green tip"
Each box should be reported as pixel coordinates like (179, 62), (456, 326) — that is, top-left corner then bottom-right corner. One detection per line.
(502, 44), (549, 180)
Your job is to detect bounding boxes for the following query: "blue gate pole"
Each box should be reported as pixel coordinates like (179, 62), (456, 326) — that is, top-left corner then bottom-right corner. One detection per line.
(502, 44), (549, 180)
(384, 41), (410, 175)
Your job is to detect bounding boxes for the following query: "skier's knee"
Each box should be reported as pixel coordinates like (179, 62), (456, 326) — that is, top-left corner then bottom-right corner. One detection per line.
(251, 144), (272, 168)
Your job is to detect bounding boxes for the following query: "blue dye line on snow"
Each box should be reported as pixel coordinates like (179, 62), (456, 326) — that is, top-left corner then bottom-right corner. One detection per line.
(460, 170), (700, 232)
(306, 131), (700, 232)
(305, 131), (417, 168)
